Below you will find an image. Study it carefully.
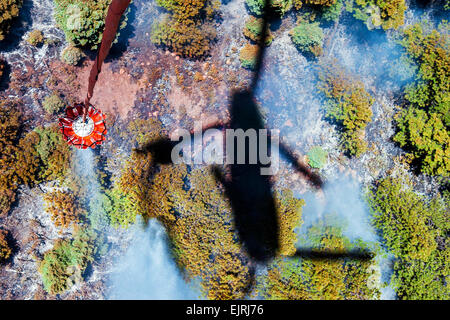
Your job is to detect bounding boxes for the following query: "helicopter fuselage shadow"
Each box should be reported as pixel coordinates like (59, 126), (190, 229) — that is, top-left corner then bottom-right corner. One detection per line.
(212, 90), (280, 263)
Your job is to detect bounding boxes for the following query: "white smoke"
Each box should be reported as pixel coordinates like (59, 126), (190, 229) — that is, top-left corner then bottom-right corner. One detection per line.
(108, 218), (201, 300)
(74, 148), (108, 229)
(297, 177), (376, 242)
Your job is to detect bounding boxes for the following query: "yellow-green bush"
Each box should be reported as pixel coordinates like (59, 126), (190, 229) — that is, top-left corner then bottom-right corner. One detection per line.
(0, 228), (12, 262)
(369, 176), (449, 299)
(346, 0), (406, 30)
(0, 100), (35, 216)
(275, 189), (305, 256)
(108, 132), (306, 298)
(239, 43), (259, 70)
(26, 29), (44, 46)
(243, 16), (273, 45)
(0, 101), (71, 216)
(318, 61), (374, 157)
(246, 0), (293, 17)
(34, 124), (72, 182)
(290, 21), (324, 57)
(257, 218), (380, 300)
(151, 0), (220, 58)
(307, 146), (328, 169)
(294, 0), (337, 8)
(42, 94), (65, 114)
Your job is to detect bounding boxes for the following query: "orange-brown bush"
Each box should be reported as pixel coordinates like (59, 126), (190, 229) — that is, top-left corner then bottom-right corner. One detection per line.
(44, 190), (85, 231)
(0, 58), (4, 79)
(239, 43), (259, 69)
(0, 0), (22, 41)
(0, 100), (70, 216)
(0, 100), (25, 216)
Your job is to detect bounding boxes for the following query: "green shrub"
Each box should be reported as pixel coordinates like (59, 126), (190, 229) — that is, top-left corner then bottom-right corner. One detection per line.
(394, 108), (449, 177)
(60, 45), (84, 65)
(151, 0), (219, 58)
(307, 146), (328, 168)
(393, 23), (449, 177)
(109, 130), (307, 298)
(54, 0), (128, 50)
(38, 228), (101, 295)
(239, 43), (259, 69)
(0, 0), (22, 41)
(42, 94), (65, 114)
(0, 101), (30, 216)
(320, 0), (343, 22)
(369, 176), (449, 299)
(289, 22), (324, 57)
(246, 0), (266, 16)
(246, 0), (293, 16)
(243, 16), (273, 45)
(26, 29), (44, 46)
(103, 187), (137, 228)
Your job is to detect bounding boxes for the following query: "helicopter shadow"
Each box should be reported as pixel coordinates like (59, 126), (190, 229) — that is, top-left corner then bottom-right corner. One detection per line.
(135, 0), (373, 267)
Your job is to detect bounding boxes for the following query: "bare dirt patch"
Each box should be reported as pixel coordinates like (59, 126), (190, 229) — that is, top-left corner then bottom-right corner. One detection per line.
(76, 61), (142, 119)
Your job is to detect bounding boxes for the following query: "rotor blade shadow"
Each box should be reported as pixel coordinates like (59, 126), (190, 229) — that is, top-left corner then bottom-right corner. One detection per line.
(293, 248), (374, 261)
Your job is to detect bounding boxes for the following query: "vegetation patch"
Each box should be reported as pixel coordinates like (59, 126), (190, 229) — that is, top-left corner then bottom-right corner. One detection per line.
(42, 94), (66, 114)
(290, 21), (324, 57)
(26, 29), (44, 46)
(151, 0), (220, 59)
(318, 61), (374, 157)
(0, 228), (12, 262)
(104, 118), (307, 299)
(239, 43), (259, 70)
(245, 0), (293, 17)
(38, 228), (103, 295)
(369, 176), (449, 299)
(44, 190), (85, 231)
(0, 0), (22, 41)
(54, 0), (128, 49)
(393, 23), (449, 177)
(346, 0), (406, 30)
(243, 16), (273, 46)
(60, 45), (84, 66)
(307, 146), (328, 168)
(257, 216), (380, 299)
